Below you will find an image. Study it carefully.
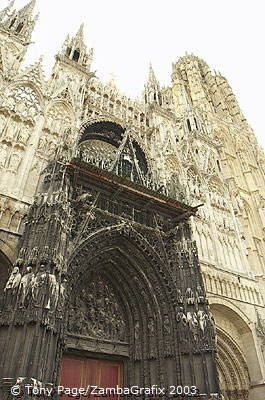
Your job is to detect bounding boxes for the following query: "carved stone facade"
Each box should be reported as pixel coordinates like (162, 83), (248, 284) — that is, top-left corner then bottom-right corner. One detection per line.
(0, 1), (264, 400)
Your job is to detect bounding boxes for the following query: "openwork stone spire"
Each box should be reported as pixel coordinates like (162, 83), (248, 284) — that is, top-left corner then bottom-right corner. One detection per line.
(60, 23), (94, 71)
(144, 62), (162, 105)
(0, 0), (38, 44)
(0, 0), (15, 22)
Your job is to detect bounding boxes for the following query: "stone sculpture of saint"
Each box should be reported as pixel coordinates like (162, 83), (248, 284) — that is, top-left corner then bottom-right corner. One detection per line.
(0, 144), (8, 168)
(187, 311), (199, 341)
(19, 266), (34, 308)
(4, 266), (21, 308)
(4, 267), (21, 292)
(196, 285), (205, 304)
(17, 125), (30, 145)
(135, 320), (140, 339)
(45, 271), (59, 311)
(186, 287), (195, 305)
(134, 320), (141, 359)
(176, 289), (184, 304)
(57, 278), (67, 315)
(32, 264), (47, 308)
(206, 307), (217, 342)
(197, 310), (207, 334)
(176, 307), (188, 341)
(163, 314), (171, 335)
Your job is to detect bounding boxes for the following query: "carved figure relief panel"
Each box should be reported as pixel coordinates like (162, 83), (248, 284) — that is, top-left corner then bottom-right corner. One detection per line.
(68, 276), (127, 343)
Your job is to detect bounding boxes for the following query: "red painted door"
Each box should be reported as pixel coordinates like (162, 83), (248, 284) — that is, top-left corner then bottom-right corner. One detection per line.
(60, 355), (123, 400)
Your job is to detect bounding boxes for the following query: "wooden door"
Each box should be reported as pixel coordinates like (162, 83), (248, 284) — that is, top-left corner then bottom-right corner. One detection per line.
(60, 355), (123, 399)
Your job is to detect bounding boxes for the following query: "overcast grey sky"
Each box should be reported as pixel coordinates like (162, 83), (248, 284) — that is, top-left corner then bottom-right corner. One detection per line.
(4, 0), (265, 150)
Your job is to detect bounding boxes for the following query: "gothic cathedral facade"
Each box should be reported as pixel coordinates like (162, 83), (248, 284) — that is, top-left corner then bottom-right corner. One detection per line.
(0, 1), (265, 400)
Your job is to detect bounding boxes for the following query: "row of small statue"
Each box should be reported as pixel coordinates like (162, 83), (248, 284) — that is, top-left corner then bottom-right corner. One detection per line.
(176, 306), (216, 342)
(3, 263), (66, 312)
(176, 286), (206, 305)
(77, 148), (113, 171)
(68, 306), (127, 342)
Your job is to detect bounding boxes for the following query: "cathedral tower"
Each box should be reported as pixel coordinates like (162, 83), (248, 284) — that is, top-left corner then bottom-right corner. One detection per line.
(0, 0), (38, 75)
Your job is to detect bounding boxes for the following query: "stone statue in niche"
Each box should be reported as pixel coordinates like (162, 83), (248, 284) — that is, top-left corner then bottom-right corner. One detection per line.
(32, 264), (47, 308)
(176, 289), (184, 304)
(0, 114), (7, 133)
(134, 320), (142, 360)
(196, 285), (205, 304)
(187, 311), (199, 341)
(4, 266), (21, 308)
(163, 314), (171, 335)
(4, 267), (21, 291)
(17, 125), (30, 145)
(57, 277), (67, 317)
(134, 320), (140, 340)
(148, 317), (157, 358)
(176, 307), (188, 341)
(186, 287), (195, 305)
(45, 271), (59, 311)
(38, 137), (46, 152)
(4, 119), (16, 142)
(206, 306), (217, 342)
(8, 152), (22, 172)
(163, 314), (172, 356)
(0, 144), (8, 168)
(197, 310), (207, 334)
(19, 266), (34, 308)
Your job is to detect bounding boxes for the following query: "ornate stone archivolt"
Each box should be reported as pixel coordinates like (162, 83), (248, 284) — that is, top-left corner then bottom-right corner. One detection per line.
(216, 328), (250, 400)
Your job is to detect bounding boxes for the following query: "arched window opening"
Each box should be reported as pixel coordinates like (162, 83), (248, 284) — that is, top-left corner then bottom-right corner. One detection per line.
(194, 117), (198, 130)
(80, 121), (125, 148)
(16, 22), (24, 33)
(9, 18), (16, 28)
(187, 119), (192, 132)
(72, 49), (80, 62)
(217, 160), (221, 172)
(154, 93), (157, 101)
(132, 139), (148, 175)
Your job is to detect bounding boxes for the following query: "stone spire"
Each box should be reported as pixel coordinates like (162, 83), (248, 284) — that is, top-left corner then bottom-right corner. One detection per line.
(148, 62), (159, 85)
(60, 23), (94, 71)
(0, 0), (38, 75)
(18, 55), (46, 87)
(76, 22), (84, 40)
(0, 0), (38, 44)
(0, 0), (15, 22)
(19, 0), (36, 15)
(144, 62), (162, 106)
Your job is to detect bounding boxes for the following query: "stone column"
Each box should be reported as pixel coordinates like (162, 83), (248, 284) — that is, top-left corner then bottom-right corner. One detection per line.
(0, 162), (72, 399)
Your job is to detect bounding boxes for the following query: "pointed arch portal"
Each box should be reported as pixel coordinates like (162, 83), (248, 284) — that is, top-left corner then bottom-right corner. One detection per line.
(0, 154), (220, 399)
(64, 228), (178, 389)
